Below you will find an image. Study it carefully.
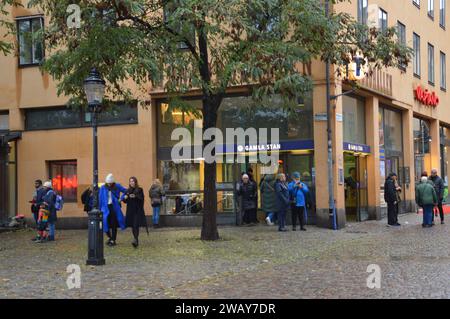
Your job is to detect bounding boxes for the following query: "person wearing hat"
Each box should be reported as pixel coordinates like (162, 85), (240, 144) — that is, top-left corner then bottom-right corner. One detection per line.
(384, 173), (400, 227)
(99, 174), (128, 246)
(42, 181), (57, 241)
(288, 172), (309, 231)
(236, 173), (258, 225)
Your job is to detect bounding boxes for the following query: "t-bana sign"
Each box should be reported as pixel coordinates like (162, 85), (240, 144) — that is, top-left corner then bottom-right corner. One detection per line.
(414, 85), (439, 107)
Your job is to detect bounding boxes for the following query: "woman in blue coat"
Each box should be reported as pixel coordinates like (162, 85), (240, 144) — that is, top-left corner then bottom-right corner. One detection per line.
(99, 174), (127, 246)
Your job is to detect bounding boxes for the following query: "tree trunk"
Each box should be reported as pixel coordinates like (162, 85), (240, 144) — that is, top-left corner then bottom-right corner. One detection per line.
(201, 96), (220, 241)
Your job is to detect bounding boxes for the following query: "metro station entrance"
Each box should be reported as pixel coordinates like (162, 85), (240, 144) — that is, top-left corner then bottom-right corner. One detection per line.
(344, 153), (369, 222)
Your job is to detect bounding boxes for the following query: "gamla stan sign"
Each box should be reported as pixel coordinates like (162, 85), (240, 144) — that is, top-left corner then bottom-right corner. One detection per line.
(414, 85), (439, 107)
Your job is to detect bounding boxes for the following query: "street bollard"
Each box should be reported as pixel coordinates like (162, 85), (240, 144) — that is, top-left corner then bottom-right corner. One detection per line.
(86, 208), (105, 266)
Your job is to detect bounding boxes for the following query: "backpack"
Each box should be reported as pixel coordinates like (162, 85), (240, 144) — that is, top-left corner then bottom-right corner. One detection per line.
(55, 194), (64, 211)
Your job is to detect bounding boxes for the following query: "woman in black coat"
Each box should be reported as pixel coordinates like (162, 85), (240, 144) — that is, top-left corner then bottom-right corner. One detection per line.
(123, 177), (147, 248)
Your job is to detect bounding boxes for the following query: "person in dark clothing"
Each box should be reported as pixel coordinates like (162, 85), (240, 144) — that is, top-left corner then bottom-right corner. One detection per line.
(81, 186), (94, 213)
(30, 180), (46, 241)
(430, 169), (445, 224)
(123, 177), (147, 248)
(42, 181), (57, 241)
(384, 173), (400, 227)
(237, 174), (258, 225)
(275, 173), (290, 232)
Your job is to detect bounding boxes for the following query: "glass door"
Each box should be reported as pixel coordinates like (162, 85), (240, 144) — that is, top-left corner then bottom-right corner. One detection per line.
(357, 156), (369, 222)
(344, 153), (369, 222)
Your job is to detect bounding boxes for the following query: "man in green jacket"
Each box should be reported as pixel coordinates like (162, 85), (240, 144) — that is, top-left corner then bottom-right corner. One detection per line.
(416, 176), (438, 228)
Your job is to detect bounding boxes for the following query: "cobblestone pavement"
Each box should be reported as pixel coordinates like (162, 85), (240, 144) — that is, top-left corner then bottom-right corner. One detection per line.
(1, 213), (450, 299)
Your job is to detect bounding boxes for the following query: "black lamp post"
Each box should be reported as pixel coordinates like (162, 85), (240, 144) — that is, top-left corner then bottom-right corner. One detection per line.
(84, 68), (106, 266)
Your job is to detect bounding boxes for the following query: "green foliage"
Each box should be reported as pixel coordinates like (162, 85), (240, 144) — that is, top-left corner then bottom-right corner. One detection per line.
(0, 0), (20, 55)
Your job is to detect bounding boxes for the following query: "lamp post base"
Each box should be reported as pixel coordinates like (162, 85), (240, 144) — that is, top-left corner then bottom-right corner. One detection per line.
(86, 258), (106, 266)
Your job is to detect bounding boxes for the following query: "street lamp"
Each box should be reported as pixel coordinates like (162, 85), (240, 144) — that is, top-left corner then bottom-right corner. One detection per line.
(84, 68), (106, 266)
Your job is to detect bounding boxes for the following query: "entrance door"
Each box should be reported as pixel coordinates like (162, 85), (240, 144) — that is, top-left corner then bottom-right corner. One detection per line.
(344, 153), (369, 222)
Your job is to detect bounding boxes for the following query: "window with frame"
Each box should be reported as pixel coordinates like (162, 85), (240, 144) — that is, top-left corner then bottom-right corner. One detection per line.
(17, 16), (44, 67)
(428, 43), (435, 85)
(0, 113), (8, 130)
(49, 161), (77, 202)
(413, 33), (421, 77)
(379, 8), (388, 32)
(441, 51), (447, 90)
(397, 22), (407, 70)
(358, 0), (368, 24)
(429, 0), (435, 18)
(440, 0), (446, 27)
(413, 0), (421, 7)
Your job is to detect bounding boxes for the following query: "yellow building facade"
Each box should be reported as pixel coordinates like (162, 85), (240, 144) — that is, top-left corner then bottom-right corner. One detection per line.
(1, 1), (450, 228)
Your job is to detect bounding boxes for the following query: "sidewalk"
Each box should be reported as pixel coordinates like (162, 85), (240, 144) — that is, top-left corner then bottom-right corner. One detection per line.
(1, 213), (450, 298)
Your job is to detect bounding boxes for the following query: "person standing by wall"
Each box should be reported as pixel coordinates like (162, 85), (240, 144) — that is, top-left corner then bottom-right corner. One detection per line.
(416, 176), (438, 228)
(149, 179), (165, 228)
(260, 174), (277, 226)
(288, 172), (309, 231)
(30, 180), (46, 241)
(237, 174), (258, 226)
(124, 177), (147, 248)
(42, 181), (57, 241)
(429, 168), (445, 224)
(275, 173), (290, 232)
(99, 174), (127, 246)
(81, 185), (94, 214)
(384, 173), (400, 227)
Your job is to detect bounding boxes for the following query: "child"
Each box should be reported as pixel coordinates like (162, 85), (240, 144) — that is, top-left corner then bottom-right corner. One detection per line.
(35, 203), (50, 243)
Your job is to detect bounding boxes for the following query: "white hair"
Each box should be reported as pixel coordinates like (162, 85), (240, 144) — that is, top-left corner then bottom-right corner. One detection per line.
(242, 174), (249, 179)
(421, 176), (429, 183)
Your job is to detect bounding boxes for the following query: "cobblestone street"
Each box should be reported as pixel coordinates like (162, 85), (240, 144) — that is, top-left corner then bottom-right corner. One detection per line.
(1, 213), (450, 299)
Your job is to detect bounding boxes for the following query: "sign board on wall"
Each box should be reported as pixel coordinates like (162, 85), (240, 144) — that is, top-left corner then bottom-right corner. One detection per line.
(414, 85), (439, 107)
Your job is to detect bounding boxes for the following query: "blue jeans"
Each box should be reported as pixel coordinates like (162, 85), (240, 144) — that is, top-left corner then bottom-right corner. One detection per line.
(266, 212), (274, 222)
(152, 206), (160, 225)
(48, 222), (55, 238)
(278, 210), (287, 230)
(423, 205), (434, 226)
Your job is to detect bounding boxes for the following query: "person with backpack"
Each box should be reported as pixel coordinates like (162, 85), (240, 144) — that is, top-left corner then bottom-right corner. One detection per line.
(288, 172), (309, 231)
(41, 181), (57, 241)
(149, 179), (165, 228)
(99, 174), (128, 246)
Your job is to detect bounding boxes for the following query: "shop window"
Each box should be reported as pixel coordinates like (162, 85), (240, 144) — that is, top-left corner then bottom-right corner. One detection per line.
(343, 95), (366, 145)
(414, 118), (431, 154)
(49, 161), (77, 202)
(17, 16), (44, 67)
(160, 161), (201, 191)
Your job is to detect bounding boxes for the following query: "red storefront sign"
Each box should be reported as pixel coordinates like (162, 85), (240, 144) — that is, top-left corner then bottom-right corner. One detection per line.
(414, 85), (439, 107)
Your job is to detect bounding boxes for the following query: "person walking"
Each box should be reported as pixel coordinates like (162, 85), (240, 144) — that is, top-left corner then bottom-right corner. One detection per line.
(149, 179), (165, 228)
(288, 172), (309, 231)
(275, 173), (290, 232)
(81, 185), (94, 214)
(384, 173), (400, 227)
(99, 174), (127, 246)
(416, 176), (438, 228)
(123, 177), (147, 248)
(42, 181), (57, 241)
(429, 168), (445, 224)
(260, 174), (277, 226)
(237, 174), (258, 225)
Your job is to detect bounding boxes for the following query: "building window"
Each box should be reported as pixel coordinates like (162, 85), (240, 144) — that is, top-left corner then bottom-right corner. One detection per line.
(441, 0), (446, 27)
(17, 16), (44, 67)
(49, 161), (77, 202)
(413, 0), (421, 7)
(413, 33), (421, 77)
(429, 0), (435, 18)
(428, 43), (435, 85)
(379, 8), (388, 32)
(343, 95), (366, 145)
(441, 51), (447, 90)
(357, 0), (368, 24)
(0, 113), (8, 130)
(397, 22), (407, 70)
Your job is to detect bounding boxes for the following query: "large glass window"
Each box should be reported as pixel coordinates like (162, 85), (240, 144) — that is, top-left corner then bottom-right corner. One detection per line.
(429, 0), (435, 18)
(160, 161), (201, 191)
(49, 161), (77, 202)
(413, 33), (421, 77)
(17, 17), (44, 66)
(397, 22), (407, 70)
(440, 0), (446, 27)
(379, 8), (388, 32)
(357, 0), (368, 25)
(343, 95), (366, 145)
(441, 51), (447, 90)
(414, 118), (431, 155)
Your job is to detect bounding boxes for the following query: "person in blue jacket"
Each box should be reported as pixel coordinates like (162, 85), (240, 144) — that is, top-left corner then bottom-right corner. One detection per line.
(288, 172), (309, 231)
(275, 173), (290, 232)
(99, 174), (128, 246)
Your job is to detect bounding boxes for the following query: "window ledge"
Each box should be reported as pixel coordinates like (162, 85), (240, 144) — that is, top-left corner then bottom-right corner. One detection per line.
(18, 63), (42, 69)
(414, 73), (421, 79)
